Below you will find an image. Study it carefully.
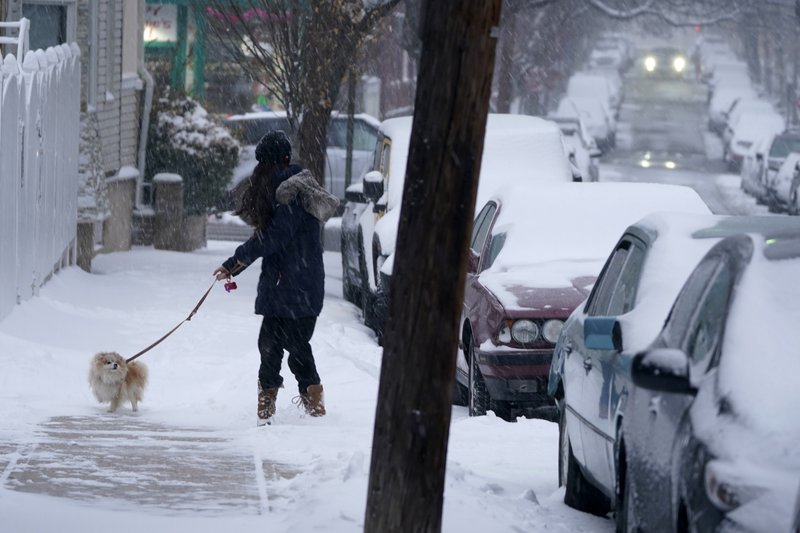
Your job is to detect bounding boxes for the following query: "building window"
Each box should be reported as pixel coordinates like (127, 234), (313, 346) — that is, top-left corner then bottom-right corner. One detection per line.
(22, 1), (76, 52)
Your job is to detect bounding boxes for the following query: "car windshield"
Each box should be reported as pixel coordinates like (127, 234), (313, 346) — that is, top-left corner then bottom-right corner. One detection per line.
(769, 136), (800, 159)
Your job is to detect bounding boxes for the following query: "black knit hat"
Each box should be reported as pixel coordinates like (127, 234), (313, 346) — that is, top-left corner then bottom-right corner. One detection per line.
(255, 130), (292, 164)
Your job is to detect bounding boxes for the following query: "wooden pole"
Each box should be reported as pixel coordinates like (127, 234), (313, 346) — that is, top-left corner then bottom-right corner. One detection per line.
(364, 2), (503, 532)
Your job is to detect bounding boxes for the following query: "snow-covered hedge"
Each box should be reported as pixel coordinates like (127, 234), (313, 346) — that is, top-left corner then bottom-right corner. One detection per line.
(146, 95), (239, 215)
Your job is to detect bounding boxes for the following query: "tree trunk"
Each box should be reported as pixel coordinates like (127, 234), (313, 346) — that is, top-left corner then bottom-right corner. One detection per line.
(364, 2), (503, 532)
(296, 0), (361, 185)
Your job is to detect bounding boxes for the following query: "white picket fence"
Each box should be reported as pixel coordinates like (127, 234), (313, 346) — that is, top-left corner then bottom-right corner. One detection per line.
(0, 33), (81, 321)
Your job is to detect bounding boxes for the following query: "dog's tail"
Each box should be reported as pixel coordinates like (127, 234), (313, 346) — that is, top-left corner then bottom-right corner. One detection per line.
(126, 361), (148, 401)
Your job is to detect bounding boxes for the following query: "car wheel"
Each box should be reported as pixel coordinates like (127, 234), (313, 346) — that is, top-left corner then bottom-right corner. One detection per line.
(343, 282), (358, 304)
(490, 400), (516, 422)
(790, 189), (799, 216)
(467, 341), (489, 417)
(559, 404), (610, 516)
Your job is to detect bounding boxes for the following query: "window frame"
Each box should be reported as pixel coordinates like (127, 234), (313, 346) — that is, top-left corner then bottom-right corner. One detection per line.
(584, 235), (646, 317)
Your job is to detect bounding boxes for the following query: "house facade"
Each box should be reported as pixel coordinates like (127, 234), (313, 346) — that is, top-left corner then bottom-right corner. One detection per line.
(2, 0), (148, 266)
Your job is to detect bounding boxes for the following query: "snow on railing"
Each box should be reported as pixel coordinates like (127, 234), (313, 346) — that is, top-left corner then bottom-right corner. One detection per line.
(0, 17), (29, 61)
(0, 33), (81, 321)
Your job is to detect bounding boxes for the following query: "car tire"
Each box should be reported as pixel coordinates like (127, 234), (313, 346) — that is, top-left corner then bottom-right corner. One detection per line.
(343, 282), (359, 305)
(790, 189), (799, 216)
(559, 404), (610, 516)
(491, 400), (516, 422)
(467, 341), (489, 417)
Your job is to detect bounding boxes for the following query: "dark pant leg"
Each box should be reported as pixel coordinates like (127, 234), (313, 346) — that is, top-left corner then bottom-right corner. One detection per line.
(283, 317), (320, 394)
(257, 316), (287, 390)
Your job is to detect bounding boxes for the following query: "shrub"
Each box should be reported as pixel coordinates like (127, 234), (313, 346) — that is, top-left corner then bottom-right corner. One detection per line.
(146, 94), (239, 215)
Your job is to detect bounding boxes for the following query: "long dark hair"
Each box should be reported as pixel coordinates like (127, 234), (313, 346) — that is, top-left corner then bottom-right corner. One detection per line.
(235, 161), (280, 232)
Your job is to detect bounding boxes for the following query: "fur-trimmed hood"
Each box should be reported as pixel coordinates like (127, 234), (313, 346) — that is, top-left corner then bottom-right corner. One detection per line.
(275, 169), (339, 223)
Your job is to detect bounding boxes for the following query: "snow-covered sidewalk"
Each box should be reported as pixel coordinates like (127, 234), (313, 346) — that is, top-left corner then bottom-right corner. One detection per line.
(0, 242), (611, 532)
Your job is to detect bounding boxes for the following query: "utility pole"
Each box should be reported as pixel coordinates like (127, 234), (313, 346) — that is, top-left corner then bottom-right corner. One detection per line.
(364, 2), (503, 532)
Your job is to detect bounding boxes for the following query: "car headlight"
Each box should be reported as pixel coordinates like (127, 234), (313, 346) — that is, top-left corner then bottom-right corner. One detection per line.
(511, 320), (539, 344)
(644, 56), (657, 72)
(673, 56), (686, 73)
(542, 319), (564, 343)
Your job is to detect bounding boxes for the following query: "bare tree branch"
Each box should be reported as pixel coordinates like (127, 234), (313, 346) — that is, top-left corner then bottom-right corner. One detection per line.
(585, 0), (744, 27)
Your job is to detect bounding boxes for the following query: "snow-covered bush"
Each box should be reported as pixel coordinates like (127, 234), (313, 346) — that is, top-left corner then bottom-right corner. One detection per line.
(146, 94), (239, 215)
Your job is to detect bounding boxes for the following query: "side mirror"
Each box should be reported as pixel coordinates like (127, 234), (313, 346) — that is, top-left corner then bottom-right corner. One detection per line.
(590, 147), (603, 158)
(631, 348), (696, 394)
(363, 170), (384, 203)
(755, 153), (763, 163)
(467, 249), (480, 274)
(584, 317), (622, 351)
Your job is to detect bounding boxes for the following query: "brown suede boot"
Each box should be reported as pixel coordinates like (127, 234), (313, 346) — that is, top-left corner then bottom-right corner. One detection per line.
(300, 384), (326, 417)
(257, 381), (278, 425)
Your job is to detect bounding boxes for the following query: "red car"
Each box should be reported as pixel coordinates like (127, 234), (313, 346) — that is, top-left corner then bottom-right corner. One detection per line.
(455, 182), (711, 421)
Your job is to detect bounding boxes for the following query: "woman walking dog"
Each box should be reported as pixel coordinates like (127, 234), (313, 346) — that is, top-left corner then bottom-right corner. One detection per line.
(214, 130), (338, 425)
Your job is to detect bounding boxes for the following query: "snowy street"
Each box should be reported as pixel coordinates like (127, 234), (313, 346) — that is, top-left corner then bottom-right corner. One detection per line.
(0, 244), (610, 532)
(4, 4), (800, 530)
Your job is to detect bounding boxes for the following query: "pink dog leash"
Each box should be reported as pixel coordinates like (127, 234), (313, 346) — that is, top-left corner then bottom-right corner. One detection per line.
(125, 278), (220, 363)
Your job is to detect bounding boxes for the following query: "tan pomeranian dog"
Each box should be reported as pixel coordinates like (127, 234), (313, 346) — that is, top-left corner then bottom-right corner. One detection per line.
(88, 352), (148, 413)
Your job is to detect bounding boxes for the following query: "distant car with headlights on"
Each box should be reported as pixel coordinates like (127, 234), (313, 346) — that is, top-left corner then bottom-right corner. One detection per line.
(642, 47), (688, 78)
(456, 182), (709, 422)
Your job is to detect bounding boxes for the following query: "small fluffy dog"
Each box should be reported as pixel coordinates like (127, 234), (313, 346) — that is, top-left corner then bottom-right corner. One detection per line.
(88, 352), (148, 413)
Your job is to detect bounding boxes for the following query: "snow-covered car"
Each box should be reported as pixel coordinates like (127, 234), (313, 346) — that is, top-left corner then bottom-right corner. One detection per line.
(766, 152), (800, 214)
(759, 130), (800, 201)
(341, 115), (576, 339)
(739, 135), (771, 202)
(550, 115), (602, 182)
(548, 213), (781, 520)
(622, 224), (800, 533)
(589, 43), (626, 72)
(700, 46), (740, 83)
(556, 96), (616, 150)
(707, 87), (756, 135)
(456, 183), (710, 422)
(724, 112), (785, 172)
(708, 59), (750, 94)
(566, 72), (619, 116)
(223, 110), (380, 207)
(740, 131), (800, 204)
(722, 98), (778, 145)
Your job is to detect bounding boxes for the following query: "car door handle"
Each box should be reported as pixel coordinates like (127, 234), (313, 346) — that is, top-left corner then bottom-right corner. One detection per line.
(649, 396), (661, 417)
(583, 358), (592, 372)
(563, 339), (573, 356)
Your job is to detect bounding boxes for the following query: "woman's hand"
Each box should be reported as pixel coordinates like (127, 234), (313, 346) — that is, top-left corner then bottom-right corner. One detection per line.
(213, 266), (230, 281)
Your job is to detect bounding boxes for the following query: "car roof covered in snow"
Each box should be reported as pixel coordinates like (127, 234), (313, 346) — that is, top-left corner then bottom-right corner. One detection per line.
(378, 114), (573, 211)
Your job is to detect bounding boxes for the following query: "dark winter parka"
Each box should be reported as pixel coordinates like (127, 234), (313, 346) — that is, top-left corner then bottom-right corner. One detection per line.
(222, 164), (339, 319)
